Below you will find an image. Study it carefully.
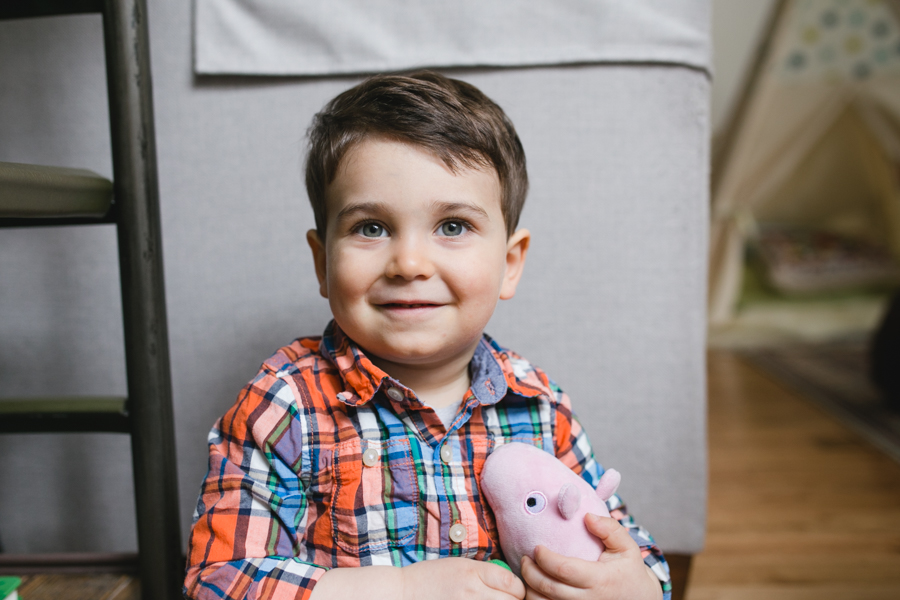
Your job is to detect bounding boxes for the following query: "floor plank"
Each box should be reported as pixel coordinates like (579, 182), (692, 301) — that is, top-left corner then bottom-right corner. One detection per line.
(17, 574), (138, 600)
(686, 351), (900, 599)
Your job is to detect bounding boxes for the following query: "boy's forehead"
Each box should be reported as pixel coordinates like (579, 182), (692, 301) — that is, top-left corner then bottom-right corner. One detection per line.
(333, 135), (496, 181)
(324, 137), (503, 219)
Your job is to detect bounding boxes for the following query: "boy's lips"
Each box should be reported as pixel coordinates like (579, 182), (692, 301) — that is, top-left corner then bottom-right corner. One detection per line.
(377, 301), (443, 309)
(374, 300), (448, 318)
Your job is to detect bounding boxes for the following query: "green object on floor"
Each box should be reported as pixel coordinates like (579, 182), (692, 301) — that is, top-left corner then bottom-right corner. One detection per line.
(0, 576), (21, 600)
(488, 558), (511, 571)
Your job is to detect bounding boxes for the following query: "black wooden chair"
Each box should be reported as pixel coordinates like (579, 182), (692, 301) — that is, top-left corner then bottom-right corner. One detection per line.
(0, 2), (182, 598)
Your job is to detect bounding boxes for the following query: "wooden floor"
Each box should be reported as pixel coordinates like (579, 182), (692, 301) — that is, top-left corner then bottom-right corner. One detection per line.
(15, 573), (139, 599)
(12, 350), (900, 599)
(687, 351), (900, 600)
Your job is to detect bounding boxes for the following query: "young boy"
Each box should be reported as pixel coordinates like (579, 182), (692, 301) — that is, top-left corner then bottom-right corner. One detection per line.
(185, 71), (671, 600)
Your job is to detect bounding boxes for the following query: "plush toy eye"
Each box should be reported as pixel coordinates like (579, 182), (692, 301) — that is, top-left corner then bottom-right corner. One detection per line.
(524, 491), (547, 514)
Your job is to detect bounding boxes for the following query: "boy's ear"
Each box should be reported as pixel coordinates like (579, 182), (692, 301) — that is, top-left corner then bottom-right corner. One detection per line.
(499, 228), (530, 300)
(306, 229), (329, 298)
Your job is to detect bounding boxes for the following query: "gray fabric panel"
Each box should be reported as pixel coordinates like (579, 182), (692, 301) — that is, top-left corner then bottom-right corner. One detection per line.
(481, 68), (709, 554)
(0, 0), (707, 554)
(195, 0), (712, 76)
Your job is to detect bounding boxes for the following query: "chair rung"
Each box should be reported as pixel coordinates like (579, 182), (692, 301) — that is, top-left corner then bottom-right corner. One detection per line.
(0, 396), (130, 433)
(0, 162), (113, 219)
(0, 0), (102, 21)
(0, 552), (138, 575)
(0, 213), (117, 229)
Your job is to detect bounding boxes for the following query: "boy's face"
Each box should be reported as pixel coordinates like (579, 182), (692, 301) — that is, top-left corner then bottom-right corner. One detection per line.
(307, 137), (529, 373)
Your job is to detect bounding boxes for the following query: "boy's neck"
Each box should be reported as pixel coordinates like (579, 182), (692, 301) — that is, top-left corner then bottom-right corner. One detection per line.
(367, 348), (475, 409)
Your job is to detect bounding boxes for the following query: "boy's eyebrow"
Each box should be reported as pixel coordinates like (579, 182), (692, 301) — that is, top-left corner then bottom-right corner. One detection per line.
(335, 200), (491, 223)
(430, 201), (490, 220)
(334, 201), (390, 223)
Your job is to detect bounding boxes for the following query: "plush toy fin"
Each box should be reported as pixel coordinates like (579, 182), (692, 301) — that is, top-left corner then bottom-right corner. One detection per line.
(595, 469), (621, 502)
(557, 483), (582, 520)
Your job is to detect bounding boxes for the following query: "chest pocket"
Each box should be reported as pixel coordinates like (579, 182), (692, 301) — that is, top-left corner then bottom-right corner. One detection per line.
(489, 434), (545, 452)
(331, 436), (419, 554)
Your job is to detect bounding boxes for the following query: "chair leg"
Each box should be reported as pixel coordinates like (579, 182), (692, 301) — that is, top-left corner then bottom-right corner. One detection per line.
(102, 0), (183, 598)
(666, 553), (693, 600)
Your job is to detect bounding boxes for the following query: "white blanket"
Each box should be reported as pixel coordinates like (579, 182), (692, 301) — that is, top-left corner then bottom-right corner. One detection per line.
(195, 0), (711, 76)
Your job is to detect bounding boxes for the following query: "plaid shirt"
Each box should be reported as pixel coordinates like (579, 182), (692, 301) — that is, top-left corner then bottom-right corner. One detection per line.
(185, 322), (671, 599)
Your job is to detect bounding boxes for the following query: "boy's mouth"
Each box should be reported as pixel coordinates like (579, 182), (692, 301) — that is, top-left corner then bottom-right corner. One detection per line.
(380, 302), (440, 308)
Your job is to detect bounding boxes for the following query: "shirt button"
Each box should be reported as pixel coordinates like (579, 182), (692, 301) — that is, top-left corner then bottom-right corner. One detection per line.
(386, 387), (404, 402)
(440, 445), (452, 464)
(449, 522), (467, 544)
(362, 446), (380, 467)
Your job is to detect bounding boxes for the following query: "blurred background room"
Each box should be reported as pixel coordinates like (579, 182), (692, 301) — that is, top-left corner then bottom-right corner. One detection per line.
(695, 1), (900, 599)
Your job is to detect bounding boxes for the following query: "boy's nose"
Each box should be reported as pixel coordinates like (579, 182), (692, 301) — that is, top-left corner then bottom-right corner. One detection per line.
(385, 236), (435, 280)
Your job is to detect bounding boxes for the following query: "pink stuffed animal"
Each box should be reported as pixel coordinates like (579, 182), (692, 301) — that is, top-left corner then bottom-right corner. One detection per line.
(480, 442), (621, 576)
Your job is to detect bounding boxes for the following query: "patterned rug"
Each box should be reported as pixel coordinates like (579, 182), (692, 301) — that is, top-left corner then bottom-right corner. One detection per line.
(741, 340), (900, 464)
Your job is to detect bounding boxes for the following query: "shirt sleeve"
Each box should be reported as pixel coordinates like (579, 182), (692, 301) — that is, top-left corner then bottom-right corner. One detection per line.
(550, 383), (673, 600)
(184, 371), (328, 600)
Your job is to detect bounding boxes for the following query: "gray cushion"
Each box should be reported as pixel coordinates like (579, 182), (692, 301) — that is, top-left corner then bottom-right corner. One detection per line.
(0, 162), (112, 218)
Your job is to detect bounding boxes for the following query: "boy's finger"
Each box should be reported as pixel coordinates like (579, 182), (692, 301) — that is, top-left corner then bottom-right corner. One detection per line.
(521, 552), (590, 600)
(585, 514), (639, 556)
(520, 555), (564, 600)
(529, 545), (594, 589)
(480, 560), (527, 599)
(523, 579), (552, 600)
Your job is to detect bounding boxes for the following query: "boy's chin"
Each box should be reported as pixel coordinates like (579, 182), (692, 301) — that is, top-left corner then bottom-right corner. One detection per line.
(360, 338), (482, 370)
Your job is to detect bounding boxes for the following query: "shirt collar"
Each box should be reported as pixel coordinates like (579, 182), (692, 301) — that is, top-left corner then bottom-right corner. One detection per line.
(319, 321), (541, 407)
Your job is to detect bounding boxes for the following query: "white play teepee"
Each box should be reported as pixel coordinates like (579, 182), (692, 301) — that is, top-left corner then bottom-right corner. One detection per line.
(710, 0), (900, 327)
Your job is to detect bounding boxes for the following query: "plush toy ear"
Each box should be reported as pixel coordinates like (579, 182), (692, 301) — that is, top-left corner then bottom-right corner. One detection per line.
(557, 483), (582, 520)
(595, 469), (621, 502)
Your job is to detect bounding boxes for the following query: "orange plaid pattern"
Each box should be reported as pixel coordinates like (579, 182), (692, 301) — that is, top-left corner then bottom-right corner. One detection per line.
(184, 321), (669, 599)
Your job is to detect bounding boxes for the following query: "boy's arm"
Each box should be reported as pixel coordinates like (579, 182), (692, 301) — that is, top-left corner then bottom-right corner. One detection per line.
(184, 375), (328, 600)
(550, 383), (672, 600)
(310, 557), (525, 600)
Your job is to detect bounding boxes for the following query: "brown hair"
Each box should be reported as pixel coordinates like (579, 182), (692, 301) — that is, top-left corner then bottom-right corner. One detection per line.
(305, 71), (528, 238)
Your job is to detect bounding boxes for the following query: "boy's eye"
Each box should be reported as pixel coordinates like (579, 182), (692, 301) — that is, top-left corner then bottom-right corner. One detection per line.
(358, 223), (387, 238)
(439, 221), (466, 237)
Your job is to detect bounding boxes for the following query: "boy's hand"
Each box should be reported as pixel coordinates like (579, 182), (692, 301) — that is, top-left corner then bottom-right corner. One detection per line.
(402, 557), (526, 600)
(520, 514), (662, 600)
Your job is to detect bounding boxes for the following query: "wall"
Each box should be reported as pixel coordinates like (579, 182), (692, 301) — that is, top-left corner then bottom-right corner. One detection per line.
(711, 0), (778, 133)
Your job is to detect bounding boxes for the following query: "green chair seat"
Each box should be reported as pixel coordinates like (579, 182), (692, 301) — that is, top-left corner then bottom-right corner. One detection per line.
(0, 396), (129, 433)
(0, 161), (112, 218)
